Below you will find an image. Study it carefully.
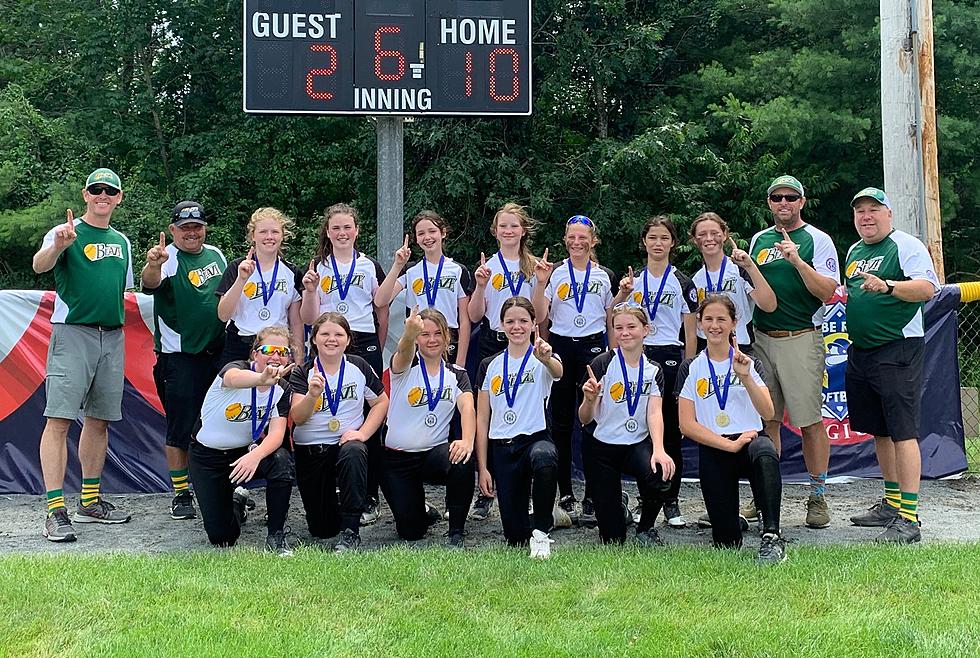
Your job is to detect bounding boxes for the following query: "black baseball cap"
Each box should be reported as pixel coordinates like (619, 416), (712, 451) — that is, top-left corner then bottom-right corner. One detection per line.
(171, 201), (207, 227)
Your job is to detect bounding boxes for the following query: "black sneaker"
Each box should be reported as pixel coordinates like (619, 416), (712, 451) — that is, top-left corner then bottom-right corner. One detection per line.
(445, 530), (465, 549)
(75, 498), (131, 524)
(635, 528), (665, 547)
(266, 527), (294, 557)
(874, 515), (921, 544)
(361, 498), (381, 526)
(232, 489), (248, 525)
(756, 532), (787, 564)
(425, 502), (443, 526)
(234, 486), (256, 510)
(579, 498), (597, 528)
(43, 508), (77, 542)
(334, 528), (361, 553)
(850, 499), (900, 527)
(622, 492), (634, 527)
(663, 499), (686, 528)
(170, 491), (197, 520)
(470, 494), (494, 521)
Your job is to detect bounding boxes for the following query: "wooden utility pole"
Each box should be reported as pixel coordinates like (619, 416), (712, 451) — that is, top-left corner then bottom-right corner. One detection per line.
(916, 0), (945, 282)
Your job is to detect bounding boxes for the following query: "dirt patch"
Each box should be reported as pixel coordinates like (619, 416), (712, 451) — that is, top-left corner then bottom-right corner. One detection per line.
(3, 477), (977, 555)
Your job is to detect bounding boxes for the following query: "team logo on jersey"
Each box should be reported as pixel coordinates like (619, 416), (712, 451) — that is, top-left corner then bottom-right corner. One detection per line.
(695, 279), (736, 303)
(83, 243), (124, 261)
(845, 256), (884, 279)
(320, 273), (366, 294)
(491, 271), (525, 291)
(556, 280), (604, 300)
(312, 383), (359, 412)
(755, 247), (785, 266)
(608, 380), (654, 402)
(411, 276), (457, 295)
(187, 262), (223, 288)
(242, 279), (289, 300)
(489, 371), (534, 396)
(631, 290), (677, 307)
(694, 373), (742, 400)
(407, 386), (453, 407)
(224, 403), (271, 422)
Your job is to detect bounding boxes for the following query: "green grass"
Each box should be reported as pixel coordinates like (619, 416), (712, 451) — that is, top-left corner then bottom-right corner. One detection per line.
(2, 545), (980, 657)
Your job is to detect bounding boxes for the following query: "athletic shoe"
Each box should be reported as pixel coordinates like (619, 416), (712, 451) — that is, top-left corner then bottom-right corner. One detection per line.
(874, 516), (921, 544)
(850, 499), (900, 527)
(170, 491), (197, 520)
(635, 528), (665, 547)
(697, 513), (748, 531)
(632, 496), (643, 525)
(445, 530), (465, 549)
(265, 527), (294, 557)
(805, 494), (831, 529)
(740, 499), (759, 522)
(756, 532), (787, 564)
(424, 502), (443, 526)
(232, 489), (249, 525)
(552, 501), (573, 529)
(361, 497), (381, 526)
(43, 508), (77, 542)
(557, 495), (580, 524)
(334, 528), (361, 553)
(529, 529), (554, 559)
(663, 499), (686, 528)
(579, 498), (597, 528)
(234, 486), (256, 510)
(470, 494), (494, 520)
(622, 492), (634, 526)
(74, 499), (131, 524)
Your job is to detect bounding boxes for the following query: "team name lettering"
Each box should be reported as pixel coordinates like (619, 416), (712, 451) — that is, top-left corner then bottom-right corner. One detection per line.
(188, 262), (222, 288)
(83, 243), (124, 261)
(321, 273), (366, 294)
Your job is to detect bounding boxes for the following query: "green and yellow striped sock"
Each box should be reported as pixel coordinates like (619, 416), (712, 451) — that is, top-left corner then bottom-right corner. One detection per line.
(899, 491), (919, 523)
(46, 489), (66, 515)
(80, 477), (101, 508)
(170, 469), (190, 494)
(884, 481), (901, 509)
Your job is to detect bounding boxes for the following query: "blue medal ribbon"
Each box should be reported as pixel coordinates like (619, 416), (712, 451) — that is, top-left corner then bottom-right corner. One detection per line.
(641, 264), (672, 324)
(330, 250), (358, 301)
(503, 345), (534, 409)
(254, 255), (280, 308)
(421, 255), (446, 308)
(250, 364), (276, 444)
(315, 357), (346, 417)
(418, 353), (445, 413)
(566, 259), (592, 314)
(616, 348), (645, 419)
(706, 348), (734, 411)
(704, 257), (728, 294)
(496, 252), (526, 297)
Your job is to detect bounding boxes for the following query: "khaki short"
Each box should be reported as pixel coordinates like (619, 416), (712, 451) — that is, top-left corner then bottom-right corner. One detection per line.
(753, 329), (825, 428)
(44, 324), (125, 421)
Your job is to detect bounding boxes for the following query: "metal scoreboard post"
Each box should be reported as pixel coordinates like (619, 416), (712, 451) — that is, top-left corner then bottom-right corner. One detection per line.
(243, 0), (532, 116)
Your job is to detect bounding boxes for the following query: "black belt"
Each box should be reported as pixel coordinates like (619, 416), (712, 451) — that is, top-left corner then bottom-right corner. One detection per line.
(551, 331), (605, 343)
(294, 443), (337, 455)
(76, 323), (122, 332)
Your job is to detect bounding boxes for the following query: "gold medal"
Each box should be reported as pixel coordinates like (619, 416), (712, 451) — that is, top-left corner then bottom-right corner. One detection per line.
(716, 411), (730, 428)
(327, 418), (341, 432)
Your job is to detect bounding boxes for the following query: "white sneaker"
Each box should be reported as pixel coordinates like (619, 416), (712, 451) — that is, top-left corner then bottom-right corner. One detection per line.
(530, 529), (554, 559)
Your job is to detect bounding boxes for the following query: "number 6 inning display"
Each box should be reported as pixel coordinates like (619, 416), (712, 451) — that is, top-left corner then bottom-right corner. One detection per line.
(243, 0), (532, 116)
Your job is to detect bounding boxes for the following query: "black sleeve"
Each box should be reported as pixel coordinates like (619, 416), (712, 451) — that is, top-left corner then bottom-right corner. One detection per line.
(367, 255), (387, 283)
(674, 270), (698, 312)
(458, 264), (474, 296)
(350, 355), (384, 395)
(653, 364), (666, 397)
(284, 260), (305, 294)
(584, 351), (614, 386)
(275, 382), (292, 416)
(287, 362), (312, 395)
(450, 364), (473, 394)
(215, 258), (243, 298)
(476, 354), (495, 390)
(218, 360), (250, 378)
(738, 266), (754, 286)
(599, 265), (616, 292)
(674, 358), (695, 399)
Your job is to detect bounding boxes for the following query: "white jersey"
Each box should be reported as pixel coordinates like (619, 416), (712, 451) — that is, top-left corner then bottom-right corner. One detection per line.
(479, 252), (536, 331)
(287, 355), (383, 445)
(691, 258), (756, 345)
(387, 356), (473, 452)
(397, 257), (472, 329)
(196, 360), (290, 450)
(215, 257), (303, 336)
(477, 348), (561, 440)
(586, 350), (664, 445)
(313, 252), (384, 333)
(677, 352), (767, 435)
(626, 265), (697, 346)
(544, 259), (614, 337)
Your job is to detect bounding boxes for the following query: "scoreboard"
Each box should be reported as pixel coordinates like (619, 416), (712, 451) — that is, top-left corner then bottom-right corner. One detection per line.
(243, 0), (532, 115)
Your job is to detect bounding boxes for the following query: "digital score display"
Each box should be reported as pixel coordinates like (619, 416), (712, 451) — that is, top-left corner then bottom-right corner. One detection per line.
(243, 0), (531, 115)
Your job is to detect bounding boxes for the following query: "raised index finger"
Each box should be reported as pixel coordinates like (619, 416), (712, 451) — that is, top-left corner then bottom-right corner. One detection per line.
(402, 234), (409, 249)
(586, 364), (597, 381)
(309, 259), (316, 272)
(159, 232), (167, 248)
(780, 228), (792, 242)
(628, 265), (634, 279)
(65, 208), (74, 225)
(480, 251), (486, 266)
(542, 247), (549, 263)
(246, 246), (255, 260)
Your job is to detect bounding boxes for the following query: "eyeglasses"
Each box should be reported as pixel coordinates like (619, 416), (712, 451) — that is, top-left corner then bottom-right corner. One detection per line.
(254, 345), (292, 356)
(176, 208), (204, 221)
(87, 185), (121, 197)
(567, 215), (594, 227)
(769, 193), (801, 203)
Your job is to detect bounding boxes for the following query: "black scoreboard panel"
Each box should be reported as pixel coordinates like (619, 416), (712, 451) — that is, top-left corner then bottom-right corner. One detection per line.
(243, 0), (531, 115)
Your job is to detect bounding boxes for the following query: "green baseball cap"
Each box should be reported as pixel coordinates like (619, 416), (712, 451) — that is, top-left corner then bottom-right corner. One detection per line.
(767, 175), (804, 197)
(85, 168), (122, 191)
(851, 187), (891, 209)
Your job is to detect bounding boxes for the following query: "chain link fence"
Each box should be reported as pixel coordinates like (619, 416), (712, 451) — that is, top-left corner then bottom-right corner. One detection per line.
(957, 288), (980, 472)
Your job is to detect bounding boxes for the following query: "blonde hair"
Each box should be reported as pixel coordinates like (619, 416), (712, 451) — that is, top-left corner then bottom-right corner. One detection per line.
(247, 207), (295, 253)
(611, 305), (649, 327)
(491, 202), (538, 279)
(564, 216), (600, 264)
(690, 212), (729, 241)
(251, 325), (291, 350)
(419, 308), (452, 363)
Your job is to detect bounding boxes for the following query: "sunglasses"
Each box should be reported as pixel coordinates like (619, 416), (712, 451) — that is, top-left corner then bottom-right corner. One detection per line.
(613, 301), (643, 311)
(254, 345), (292, 357)
(87, 185), (121, 197)
(567, 215), (594, 227)
(769, 193), (801, 203)
(176, 208), (204, 221)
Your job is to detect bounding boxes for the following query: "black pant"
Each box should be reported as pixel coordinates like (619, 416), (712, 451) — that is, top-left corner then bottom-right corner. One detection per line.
(699, 433), (781, 548)
(219, 325), (253, 367)
(381, 444), (474, 539)
(583, 435), (671, 543)
(643, 345), (684, 503)
(188, 441), (293, 546)
(294, 441), (369, 538)
(548, 332), (606, 498)
(489, 431), (558, 545)
(154, 349), (222, 451)
(348, 332), (384, 503)
(478, 321), (509, 362)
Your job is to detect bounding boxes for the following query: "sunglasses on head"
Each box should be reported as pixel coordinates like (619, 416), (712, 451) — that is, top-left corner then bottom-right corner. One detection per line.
(254, 345), (292, 357)
(613, 300), (643, 312)
(87, 185), (120, 197)
(769, 193), (801, 203)
(176, 208), (204, 221)
(567, 215), (594, 227)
